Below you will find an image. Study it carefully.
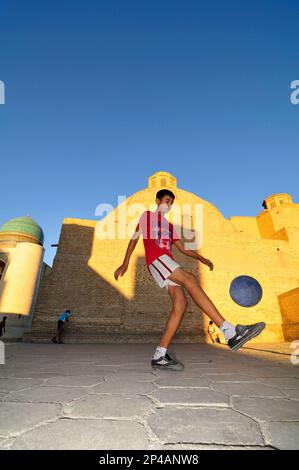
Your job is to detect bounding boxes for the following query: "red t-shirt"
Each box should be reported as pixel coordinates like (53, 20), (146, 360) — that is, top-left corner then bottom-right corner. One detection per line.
(135, 210), (180, 266)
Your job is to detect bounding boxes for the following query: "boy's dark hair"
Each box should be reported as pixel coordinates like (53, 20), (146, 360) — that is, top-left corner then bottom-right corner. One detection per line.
(65, 310), (71, 313)
(156, 189), (175, 201)
(209, 321), (213, 324)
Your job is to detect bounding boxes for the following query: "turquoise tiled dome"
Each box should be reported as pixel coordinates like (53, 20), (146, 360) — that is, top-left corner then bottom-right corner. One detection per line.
(0, 216), (44, 244)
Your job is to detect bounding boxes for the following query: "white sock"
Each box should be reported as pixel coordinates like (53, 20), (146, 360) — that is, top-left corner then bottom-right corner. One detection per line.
(153, 346), (167, 360)
(219, 321), (236, 341)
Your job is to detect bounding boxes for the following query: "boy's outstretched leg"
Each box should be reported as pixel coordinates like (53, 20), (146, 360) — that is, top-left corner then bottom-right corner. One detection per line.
(151, 285), (187, 371)
(168, 268), (265, 351)
(159, 285), (188, 349)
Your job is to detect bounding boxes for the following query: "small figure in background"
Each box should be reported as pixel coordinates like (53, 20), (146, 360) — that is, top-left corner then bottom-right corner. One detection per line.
(51, 310), (71, 344)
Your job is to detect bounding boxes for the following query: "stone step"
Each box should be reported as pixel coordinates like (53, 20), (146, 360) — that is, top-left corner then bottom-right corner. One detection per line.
(23, 331), (205, 344)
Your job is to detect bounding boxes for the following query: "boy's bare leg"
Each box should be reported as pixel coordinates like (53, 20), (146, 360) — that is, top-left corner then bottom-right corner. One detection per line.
(159, 285), (188, 349)
(166, 268), (266, 352)
(168, 268), (225, 327)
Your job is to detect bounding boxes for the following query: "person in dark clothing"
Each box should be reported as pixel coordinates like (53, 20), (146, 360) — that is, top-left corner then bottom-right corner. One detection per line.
(0, 316), (7, 337)
(51, 310), (71, 344)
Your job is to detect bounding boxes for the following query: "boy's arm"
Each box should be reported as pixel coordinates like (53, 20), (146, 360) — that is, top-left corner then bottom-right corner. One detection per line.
(114, 225), (142, 280)
(122, 234), (140, 266)
(173, 239), (214, 271)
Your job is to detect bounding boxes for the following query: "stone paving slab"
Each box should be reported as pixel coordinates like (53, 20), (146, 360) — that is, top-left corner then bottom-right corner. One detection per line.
(244, 343), (295, 356)
(29, 365), (121, 377)
(0, 438), (15, 450)
(148, 444), (274, 450)
(247, 367), (299, 378)
(4, 386), (90, 404)
(0, 378), (44, 392)
(147, 407), (264, 446)
(69, 394), (154, 418)
(0, 402), (61, 436)
(256, 377), (299, 389)
(201, 373), (256, 382)
(155, 376), (211, 387)
(265, 422), (299, 450)
(44, 375), (106, 387)
(150, 388), (229, 406)
(93, 379), (158, 395)
(282, 389), (299, 400)
(9, 419), (151, 450)
(210, 382), (287, 398)
(232, 397), (299, 421)
(102, 371), (157, 382)
(0, 342), (298, 449)
(0, 393), (8, 402)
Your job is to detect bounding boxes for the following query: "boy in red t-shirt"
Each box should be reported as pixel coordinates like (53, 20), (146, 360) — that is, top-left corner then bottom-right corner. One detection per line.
(114, 189), (265, 371)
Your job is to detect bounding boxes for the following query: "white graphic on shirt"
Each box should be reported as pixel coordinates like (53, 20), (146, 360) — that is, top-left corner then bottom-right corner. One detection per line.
(153, 219), (172, 250)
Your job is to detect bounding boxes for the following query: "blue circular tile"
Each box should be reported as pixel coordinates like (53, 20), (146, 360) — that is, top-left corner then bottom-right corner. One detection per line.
(229, 275), (263, 307)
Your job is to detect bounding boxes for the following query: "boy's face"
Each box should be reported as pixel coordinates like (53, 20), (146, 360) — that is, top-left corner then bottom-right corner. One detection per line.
(156, 195), (174, 214)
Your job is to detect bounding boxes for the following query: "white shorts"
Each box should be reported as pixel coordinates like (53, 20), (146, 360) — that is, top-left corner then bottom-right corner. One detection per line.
(148, 254), (181, 290)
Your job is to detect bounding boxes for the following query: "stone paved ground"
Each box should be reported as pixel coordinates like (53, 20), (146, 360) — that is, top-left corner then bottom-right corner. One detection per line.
(0, 342), (299, 450)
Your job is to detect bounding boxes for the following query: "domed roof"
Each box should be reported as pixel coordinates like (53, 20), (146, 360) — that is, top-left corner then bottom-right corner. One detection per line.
(0, 216), (44, 244)
(111, 171), (235, 236)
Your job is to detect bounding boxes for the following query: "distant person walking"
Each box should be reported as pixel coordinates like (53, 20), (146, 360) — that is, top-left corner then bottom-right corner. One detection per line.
(0, 316), (7, 337)
(51, 310), (71, 344)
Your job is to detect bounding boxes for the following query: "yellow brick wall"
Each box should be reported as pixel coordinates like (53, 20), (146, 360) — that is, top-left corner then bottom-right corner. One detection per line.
(26, 172), (299, 343)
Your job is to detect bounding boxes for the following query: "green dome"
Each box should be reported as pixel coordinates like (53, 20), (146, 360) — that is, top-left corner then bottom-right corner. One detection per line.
(0, 216), (44, 244)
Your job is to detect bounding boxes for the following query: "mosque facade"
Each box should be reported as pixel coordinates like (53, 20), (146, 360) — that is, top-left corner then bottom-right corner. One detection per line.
(1, 171), (298, 343)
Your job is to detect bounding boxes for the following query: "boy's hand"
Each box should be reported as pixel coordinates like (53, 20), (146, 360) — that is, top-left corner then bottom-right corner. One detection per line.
(200, 257), (214, 271)
(114, 263), (128, 280)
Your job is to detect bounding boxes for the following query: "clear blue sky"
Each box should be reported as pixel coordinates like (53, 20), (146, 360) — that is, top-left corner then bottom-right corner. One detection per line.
(0, 0), (298, 266)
